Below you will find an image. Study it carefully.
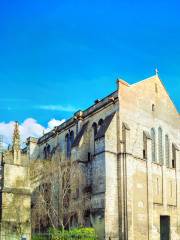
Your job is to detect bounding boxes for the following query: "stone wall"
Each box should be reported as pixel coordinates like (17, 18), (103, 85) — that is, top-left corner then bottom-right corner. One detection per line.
(1, 155), (31, 240)
(118, 75), (180, 240)
(28, 75), (180, 240)
(29, 96), (118, 239)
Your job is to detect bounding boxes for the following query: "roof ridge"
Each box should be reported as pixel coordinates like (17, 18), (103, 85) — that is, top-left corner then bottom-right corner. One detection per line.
(130, 75), (157, 86)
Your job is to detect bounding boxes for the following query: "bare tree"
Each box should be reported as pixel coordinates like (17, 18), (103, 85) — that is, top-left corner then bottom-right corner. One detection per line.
(31, 150), (91, 234)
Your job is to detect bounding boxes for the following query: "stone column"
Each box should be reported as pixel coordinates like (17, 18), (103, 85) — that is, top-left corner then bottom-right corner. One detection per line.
(124, 124), (134, 240)
(146, 134), (153, 240)
(118, 122), (133, 240)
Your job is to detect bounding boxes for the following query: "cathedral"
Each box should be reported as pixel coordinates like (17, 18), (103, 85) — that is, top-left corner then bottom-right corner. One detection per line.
(0, 74), (180, 240)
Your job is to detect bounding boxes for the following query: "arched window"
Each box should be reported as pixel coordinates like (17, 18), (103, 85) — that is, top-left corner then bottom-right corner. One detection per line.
(65, 133), (71, 159)
(44, 144), (51, 160)
(165, 135), (170, 167)
(158, 127), (163, 164)
(98, 119), (104, 127)
(143, 132), (147, 159)
(43, 146), (47, 159)
(172, 144), (176, 168)
(47, 144), (51, 159)
(151, 128), (156, 162)
(92, 122), (97, 139)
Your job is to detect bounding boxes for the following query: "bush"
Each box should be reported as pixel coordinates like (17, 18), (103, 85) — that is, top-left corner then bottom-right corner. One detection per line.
(32, 234), (49, 240)
(49, 227), (97, 240)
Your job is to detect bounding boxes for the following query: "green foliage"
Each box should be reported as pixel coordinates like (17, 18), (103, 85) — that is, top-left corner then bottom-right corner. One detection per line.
(49, 227), (97, 240)
(32, 234), (49, 240)
(32, 227), (97, 240)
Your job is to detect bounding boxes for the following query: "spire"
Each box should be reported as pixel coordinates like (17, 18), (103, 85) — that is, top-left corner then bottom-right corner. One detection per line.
(12, 121), (21, 164)
(13, 121), (20, 150)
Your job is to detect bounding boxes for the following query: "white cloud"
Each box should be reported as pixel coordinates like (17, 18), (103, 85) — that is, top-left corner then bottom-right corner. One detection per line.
(47, 118), (65, 131)
(0, 121), (15, 148)
(0, 118), (65, 149)
(36, 105), (77, 112)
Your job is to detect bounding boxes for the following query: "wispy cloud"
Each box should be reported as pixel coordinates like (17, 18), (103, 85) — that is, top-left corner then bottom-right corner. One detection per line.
(36, 105), (77, 112)
(0, 101), (77, 113)
(0, 118), (65, 148)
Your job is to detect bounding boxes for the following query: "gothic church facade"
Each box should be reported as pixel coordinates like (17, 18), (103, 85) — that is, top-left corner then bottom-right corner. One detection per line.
(1, 74), (179, 240)
(27, 74), (180, 240)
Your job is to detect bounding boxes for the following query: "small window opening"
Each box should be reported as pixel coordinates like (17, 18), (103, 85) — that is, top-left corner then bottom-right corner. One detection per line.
(152, 104), (155, 112)
(143, 132), (147, 160)
(143, 150), (146, 159)
(88, 152), (91, 161)
(65, 133), (71, 159)
(172, 144), (176, 168)
(155, 83), (158, 93)
(165, 135), (170, 167)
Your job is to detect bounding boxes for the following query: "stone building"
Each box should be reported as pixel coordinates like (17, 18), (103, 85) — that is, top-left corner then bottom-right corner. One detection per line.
(0, 122), (31, 240)
(3, 73), (179, 240)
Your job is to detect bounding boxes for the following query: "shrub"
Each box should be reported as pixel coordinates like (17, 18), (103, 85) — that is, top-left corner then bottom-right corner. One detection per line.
(32, 234), (49, 240)
(49, 227), (97, 240)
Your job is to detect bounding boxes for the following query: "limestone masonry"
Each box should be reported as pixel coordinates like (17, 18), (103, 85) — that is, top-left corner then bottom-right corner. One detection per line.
(0, 74), (180, 240)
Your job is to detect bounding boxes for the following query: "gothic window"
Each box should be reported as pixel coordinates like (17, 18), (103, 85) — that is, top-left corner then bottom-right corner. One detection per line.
(98, 119), (104, 127)
(143, 132), (147, 159)
(70, 131), (74, 145)
(151, 128), (156, 162)
(158, 127), (163, 165)
(172, 144), (176, 168)
(47, 144), (51, 159)
(98, 119), (104, 132)
(43, 144), (51, 159)
(44, 146), (47, 159)
(165, 135), (170, 167)
(65, 133), (71, 159)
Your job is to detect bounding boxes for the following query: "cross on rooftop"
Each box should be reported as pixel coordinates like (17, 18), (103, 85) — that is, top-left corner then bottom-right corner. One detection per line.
(155, 68), (159, 76)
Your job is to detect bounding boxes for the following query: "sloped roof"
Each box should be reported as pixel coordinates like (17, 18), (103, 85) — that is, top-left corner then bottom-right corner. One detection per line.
(95, 112), (116, 140)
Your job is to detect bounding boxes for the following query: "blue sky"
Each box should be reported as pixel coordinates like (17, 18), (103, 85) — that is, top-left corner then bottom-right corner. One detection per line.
(0, 0), (180, 127)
